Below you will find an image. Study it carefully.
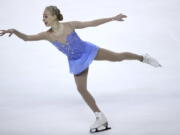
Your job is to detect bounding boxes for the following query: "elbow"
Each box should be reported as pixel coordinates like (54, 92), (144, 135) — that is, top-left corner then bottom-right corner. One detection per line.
(92, 23), (99, 27)
(23, 36), (30, 41)
(91, 24), (98, 27)
(89, 24), (97, 27)
(93, 24), (99, 27)
(23, 38), (28, 41)
(91, 20), (100, 27)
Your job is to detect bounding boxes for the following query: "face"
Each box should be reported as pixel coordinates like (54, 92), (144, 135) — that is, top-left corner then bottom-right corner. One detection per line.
(43, 9), (57, 27)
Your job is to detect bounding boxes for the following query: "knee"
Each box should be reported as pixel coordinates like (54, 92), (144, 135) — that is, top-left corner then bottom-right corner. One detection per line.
(115, 52), (127, 61)
(76, 86), (87, 93)
(121, 52), (131, 56)
(117, 52), (131, 60)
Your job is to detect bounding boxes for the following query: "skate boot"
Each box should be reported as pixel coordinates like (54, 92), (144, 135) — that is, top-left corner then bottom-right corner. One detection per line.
(90, 112), (111, 133)
(142, 53), (162, 67)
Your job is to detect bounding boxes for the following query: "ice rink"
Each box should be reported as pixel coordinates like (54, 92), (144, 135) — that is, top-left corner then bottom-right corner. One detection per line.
(0, 0), (180, 135)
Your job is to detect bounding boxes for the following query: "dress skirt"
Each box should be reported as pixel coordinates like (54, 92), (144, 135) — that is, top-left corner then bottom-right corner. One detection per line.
(68, 41), (100, 75)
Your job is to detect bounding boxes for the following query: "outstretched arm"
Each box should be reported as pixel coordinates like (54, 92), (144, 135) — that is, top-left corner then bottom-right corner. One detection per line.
(68, 13), (127, 29)
(0, 29), (47, 41)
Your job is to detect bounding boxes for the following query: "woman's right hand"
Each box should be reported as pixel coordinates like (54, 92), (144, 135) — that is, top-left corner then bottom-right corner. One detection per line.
(0, 29), (15, 37)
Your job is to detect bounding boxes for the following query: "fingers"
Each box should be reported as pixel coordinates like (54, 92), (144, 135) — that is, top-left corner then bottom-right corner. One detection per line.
(0, 30), (5, 36)
(0, 31), (5, 36)
(0, 30), (6, 33)
(119, 13), (127, 17)
(120, 14), (127, 18)
(123, 15), (127, 18)
(0, 30), (13, 37)
(9, 32), (13, 37)
(116, 13), (127, 21)
(0, 30), (5, 32)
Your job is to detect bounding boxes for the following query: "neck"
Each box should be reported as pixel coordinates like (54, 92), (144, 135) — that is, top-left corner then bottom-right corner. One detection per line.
(51, 21), (63, 32)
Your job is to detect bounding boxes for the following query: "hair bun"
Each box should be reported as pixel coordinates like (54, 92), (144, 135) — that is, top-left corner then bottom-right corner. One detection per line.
(57, 13), (63, 21)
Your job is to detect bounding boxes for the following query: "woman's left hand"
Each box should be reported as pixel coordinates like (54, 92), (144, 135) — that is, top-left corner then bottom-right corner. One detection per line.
(112, 13), (127, 21)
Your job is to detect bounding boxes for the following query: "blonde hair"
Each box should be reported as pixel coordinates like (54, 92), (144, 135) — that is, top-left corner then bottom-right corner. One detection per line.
(45, 5), (63, 21)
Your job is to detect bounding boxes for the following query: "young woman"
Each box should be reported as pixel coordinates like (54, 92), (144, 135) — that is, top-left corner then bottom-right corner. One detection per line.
(0, 5), (162, 133)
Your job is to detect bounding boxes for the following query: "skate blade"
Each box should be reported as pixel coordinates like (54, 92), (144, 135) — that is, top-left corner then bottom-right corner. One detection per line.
(90, 127), (111, 133)
(90, 123), (111, 133)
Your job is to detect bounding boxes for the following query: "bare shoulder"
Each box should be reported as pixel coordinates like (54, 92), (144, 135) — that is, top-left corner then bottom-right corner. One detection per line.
(64, 21), (78, 29)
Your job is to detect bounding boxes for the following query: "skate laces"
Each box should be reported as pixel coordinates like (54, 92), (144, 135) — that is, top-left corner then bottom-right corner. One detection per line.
(143, 53), (150, 63)
(95, 112), (107, 121)
(95, 115), (101, 120)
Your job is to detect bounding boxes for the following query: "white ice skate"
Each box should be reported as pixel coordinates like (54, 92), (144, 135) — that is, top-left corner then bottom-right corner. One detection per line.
(142, 53), (162, 67)
(90, 112), (111, 133)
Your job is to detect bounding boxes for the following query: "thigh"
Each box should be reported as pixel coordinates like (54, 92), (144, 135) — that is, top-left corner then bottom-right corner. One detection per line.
(94, 47), (118, 61)
(73, 68), (89, 91)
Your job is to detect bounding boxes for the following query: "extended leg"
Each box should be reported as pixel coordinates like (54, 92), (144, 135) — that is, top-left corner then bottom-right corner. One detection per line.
(94, 47), (143, 62)
(94, 47), (161, 67)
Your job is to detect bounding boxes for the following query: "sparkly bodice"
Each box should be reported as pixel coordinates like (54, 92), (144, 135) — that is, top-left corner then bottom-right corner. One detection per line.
(51, 31), (86, 60)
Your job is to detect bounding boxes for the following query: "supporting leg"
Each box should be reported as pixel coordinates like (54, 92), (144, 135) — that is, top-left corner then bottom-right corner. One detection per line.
(73, 68), (101, 113)
(74, 68), (111, 133)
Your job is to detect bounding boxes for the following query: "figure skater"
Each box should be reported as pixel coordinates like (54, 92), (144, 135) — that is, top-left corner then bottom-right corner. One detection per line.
(0, 5), (162, 133)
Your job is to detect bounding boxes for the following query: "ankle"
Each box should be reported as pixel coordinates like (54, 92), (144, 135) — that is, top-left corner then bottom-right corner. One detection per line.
(140, 55), (144, 62)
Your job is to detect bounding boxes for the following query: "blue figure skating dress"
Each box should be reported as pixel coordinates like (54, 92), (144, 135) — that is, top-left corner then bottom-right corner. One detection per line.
(51, 30), (100, 75)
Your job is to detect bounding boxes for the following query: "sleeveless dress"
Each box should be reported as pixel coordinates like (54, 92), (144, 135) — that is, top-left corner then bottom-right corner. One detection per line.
(51, 30), (100, 75)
